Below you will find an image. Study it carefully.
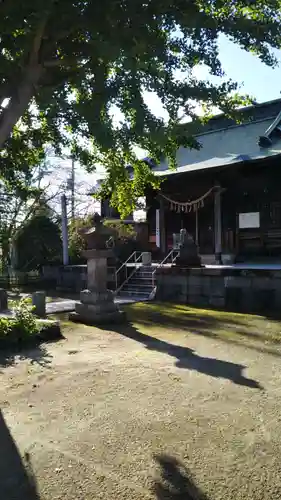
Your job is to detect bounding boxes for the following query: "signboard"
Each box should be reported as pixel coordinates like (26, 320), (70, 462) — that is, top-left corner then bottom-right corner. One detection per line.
(155, 209), (160, 247)
(239, 212), (260, 229)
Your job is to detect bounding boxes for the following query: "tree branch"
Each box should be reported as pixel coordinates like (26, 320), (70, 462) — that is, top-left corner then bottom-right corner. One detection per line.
(46, 27), (78, 44)
(0, 65), (42, 148)
(0, 10), (52, 147)
(0, 85), (10, 109)
(43, 58), (78, 68)
(29, 11), (51, 66)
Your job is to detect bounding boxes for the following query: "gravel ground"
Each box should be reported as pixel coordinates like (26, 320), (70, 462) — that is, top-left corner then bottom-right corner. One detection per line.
(1, 319), (281, 499)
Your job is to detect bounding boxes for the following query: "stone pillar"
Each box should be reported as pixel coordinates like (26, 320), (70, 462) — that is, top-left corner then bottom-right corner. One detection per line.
(142, 252), (152, 266)
(155, 198), (166, 254)
(155, 209), (161, 249)
(87, 253), (108, 291)
(159, 197), (166, 254)
(32, 291), (46, 317)
(214, 186), (222, 264)
(69, 249), (125, 325)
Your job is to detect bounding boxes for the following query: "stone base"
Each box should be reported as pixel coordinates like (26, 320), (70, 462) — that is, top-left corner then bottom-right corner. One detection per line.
(69, 309), (126, 325)
(75, 301), (119, 316)
(175, 254), (202, 268)
(37, 319), (63, 341)
(80, 289), (114, 304)
(69, 288), (126, 325)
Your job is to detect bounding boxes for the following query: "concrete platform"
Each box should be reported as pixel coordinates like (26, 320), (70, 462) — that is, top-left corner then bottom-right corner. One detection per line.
(0, 297), (147, 318)
(45, 297), (145, 315)
(126, 262), (281, 270)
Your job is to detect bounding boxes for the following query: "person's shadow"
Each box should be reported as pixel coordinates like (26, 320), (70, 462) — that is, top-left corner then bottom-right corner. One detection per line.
(105, 323), (262, 389)
(152, 454), (209, 499)
(0, 411), (39, 499)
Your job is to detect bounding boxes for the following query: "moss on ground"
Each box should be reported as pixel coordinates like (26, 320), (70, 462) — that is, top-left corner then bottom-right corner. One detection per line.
(123, 302), (281, 348)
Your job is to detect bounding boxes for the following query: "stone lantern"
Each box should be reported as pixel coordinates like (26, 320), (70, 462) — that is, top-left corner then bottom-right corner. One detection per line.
(69, 213), (125, 324)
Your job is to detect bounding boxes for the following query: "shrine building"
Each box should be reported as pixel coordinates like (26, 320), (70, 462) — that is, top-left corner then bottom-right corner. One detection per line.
(99, 98), (281, 265)
(144, 98), (281, 264)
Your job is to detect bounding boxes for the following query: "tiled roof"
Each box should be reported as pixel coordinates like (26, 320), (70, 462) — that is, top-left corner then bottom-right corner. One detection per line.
(152, 100), (281, 177)
(90, 98), (281, 189)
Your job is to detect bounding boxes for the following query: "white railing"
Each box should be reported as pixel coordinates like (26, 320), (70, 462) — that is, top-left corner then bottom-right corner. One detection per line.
(115, 265), (140, 295)
(115, 251), (145, 291)
(114, 248), (179, 297)
(151, 249), (179, 287)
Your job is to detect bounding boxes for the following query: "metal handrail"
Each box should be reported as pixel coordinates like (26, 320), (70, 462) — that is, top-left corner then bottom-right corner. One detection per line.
(115, 248), (179, 297)
(115, 251), (145, 290)
(151, 249), (179, 287)
(115, 265), (139, 295)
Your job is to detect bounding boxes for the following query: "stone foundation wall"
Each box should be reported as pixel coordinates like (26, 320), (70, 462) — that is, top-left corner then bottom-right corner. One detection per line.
(155, 267), (281, 313)
(43, 265), (116, 292)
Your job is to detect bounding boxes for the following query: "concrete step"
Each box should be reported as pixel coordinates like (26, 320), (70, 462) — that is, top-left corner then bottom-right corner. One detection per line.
(135, 272), (154, 278)
(121, 285), (154, 293)
(116, 262), (156, 299)
(129, 278), (154, 286)
(118, 289), (151, 298)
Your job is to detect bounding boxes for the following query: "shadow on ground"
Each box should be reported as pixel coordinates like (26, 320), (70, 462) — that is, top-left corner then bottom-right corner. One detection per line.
(125, 303), (280, 343)
(153, 454), (209, 500)
(0, 343), (53, 368)
(123, 303), (281, 359)
(102, 322), (262, 389)
(0, 410), (39, 499)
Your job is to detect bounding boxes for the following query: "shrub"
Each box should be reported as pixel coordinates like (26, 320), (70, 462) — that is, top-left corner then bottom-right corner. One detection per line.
(0, 317), (12, 338)
(11, 297), (39, 337)
(0, 297), (39, 345)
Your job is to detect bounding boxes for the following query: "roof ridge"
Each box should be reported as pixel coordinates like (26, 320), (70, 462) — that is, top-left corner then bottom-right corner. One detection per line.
(201, 97), (281, 122)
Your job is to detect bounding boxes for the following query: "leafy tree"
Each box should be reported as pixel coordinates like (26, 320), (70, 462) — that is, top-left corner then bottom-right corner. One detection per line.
(68, 216), (91, 264)
(68, 216), (137, 263)
(1, 0), (281, 214)
(14, 209), (62, 271)
(103, 220), (136, 241)
(0, 163), (64, 271)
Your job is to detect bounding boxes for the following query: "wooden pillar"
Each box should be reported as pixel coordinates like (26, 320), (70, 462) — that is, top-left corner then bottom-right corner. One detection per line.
(214, 186), (222, 264)
(195, 208), (199, 246)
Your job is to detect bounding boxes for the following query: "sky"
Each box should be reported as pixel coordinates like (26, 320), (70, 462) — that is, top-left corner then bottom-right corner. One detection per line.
(216, 35), (281, 103)
(50, 34), (281, 214)
(143, 34), (281, 121)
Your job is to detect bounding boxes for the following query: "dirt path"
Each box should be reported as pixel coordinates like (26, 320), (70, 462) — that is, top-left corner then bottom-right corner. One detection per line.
(1, 322), (281, 499)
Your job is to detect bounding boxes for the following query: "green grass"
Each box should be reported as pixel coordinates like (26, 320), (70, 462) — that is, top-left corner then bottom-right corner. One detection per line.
(123, 302), (281, 350)
(47, 301), (281, 357)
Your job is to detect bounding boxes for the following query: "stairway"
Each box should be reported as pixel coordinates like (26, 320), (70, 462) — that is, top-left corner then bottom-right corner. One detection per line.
(117, 265), (155, 301)
(115, 249), (180, 301)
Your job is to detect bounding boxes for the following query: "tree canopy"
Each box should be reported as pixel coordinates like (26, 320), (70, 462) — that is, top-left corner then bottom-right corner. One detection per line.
(1, 0), (281, 215)
(14, 205), (62, 270)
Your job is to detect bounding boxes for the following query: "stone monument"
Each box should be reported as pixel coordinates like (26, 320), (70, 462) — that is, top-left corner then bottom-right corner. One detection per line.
(32, 291), (46, 317)
(175, 228), (202, 267)
(69, 213), (125, 324)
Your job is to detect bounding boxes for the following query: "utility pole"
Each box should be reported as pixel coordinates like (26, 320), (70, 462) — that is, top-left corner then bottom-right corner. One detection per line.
(71, 157), (75, 221)
(61, 194), (69, 266)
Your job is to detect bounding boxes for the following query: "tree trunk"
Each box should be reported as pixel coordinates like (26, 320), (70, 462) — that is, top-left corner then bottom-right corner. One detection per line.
(0, 66), (42, 148)
(1, 236), (10, 275)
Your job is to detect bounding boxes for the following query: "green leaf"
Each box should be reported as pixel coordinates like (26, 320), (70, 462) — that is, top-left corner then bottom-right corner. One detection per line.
(0, 0), (281, 214)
